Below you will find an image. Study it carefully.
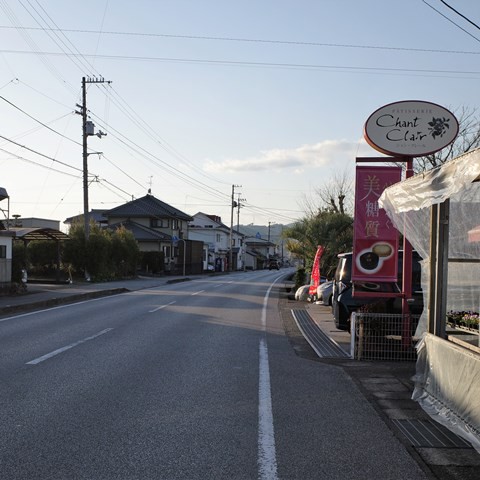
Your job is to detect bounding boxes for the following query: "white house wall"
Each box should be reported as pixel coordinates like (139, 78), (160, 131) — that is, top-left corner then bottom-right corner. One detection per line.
(0, 235), (12, 283)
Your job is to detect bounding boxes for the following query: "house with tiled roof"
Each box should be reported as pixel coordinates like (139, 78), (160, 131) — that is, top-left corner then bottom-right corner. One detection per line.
(244, 236), (277, 270)
(188, 212), (245, 271)
(64, 209), (108, 229)
(103, 193), (202, 274)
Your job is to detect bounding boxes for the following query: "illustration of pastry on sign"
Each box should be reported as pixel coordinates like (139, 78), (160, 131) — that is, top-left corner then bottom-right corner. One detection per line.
(372, 243), (393, 258)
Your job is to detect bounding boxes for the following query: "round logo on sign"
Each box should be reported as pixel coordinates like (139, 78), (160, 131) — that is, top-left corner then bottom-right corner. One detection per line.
(364, 100), (459, 157)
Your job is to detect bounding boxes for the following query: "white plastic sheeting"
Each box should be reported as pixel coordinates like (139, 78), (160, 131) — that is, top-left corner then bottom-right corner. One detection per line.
(380, 149), (480, 215)
(379, 149), (480, 334)
(413, 333), (480, 452)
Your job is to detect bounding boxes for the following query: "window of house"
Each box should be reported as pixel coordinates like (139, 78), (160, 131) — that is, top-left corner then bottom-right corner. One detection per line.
(151, 218), (168, 228)
(163, 245), (172, 259)
(172, 219), (179, 229)
(0, 245), (6, 258)
(216, 234), (221, 243)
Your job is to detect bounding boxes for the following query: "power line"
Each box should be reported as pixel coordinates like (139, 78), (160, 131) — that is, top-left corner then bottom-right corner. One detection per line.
(0, 146), (80, 178)
(422, 0), (480, 44)
(88, 112), (231, 202)
(0, 95), (80, 145)
(1, 24), (479, 55)
(1, 49), (479, 77)
(438, 0), (480, 32)
(0, 1), (77, 94)
(91, 82), (231, 187)
(0, 133), (82, 173)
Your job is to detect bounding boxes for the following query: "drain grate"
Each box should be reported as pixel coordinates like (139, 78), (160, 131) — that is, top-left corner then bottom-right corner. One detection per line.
(292, 309), (350, 358)
(392, 419), (472, 448)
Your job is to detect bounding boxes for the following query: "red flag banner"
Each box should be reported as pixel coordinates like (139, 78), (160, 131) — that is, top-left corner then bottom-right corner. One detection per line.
(309, 245), (325, 295)
(353, 166), (401, 282)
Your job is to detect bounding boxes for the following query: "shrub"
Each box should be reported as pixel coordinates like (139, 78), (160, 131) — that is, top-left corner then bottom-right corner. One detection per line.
(294, 267), (307, 291)
(63, 222), (141, 281)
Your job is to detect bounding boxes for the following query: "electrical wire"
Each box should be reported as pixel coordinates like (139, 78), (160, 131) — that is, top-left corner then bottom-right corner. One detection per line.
(0, 95), (80, 145)
(0, 146), (80, 178)
(0, 1), (77, 94)
(0, 134), (82, 173)
(89, 112), (231, 202)
(438, 0), (480, 32)
(2, 49), (480, 77)
(422, 0), (480, 44)
(1, 24), (479, 55)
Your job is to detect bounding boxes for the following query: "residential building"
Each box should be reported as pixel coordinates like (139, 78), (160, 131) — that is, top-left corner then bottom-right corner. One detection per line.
(103, 193), (203, 274)
(188, 212), (245, 271)
(64, 210), (107, 230)
(244, 236), (277, 270)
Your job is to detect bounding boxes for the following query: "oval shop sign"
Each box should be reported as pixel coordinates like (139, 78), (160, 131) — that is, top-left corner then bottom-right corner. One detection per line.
(364, 100), (459, 157)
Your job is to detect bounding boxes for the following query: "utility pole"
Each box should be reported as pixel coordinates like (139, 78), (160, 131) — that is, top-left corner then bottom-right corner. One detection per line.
(76, 76), (110, 279)
(267, 221), (274, 263)
(236, 193), (246, 271)
(229, 184), (241, 272)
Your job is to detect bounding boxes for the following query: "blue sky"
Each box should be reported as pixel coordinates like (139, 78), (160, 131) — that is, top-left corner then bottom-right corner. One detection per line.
(0, 0), (478, 230)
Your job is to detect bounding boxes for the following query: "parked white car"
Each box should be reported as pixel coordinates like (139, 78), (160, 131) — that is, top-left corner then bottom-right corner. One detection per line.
(295, 284), (311, 302)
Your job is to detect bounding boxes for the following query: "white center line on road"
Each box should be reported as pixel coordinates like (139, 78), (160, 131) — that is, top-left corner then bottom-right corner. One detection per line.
(26, 328), (114, 365)
(258, 280), (279, 480)
(190, 290), (205, 296)
(149, 301), (176, 313)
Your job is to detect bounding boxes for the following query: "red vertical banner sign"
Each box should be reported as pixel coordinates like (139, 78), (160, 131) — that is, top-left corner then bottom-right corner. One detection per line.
(352, 166), (401, 282)
(309, 245), (325, 295)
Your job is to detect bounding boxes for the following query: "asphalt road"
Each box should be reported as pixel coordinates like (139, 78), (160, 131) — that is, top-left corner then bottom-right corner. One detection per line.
(0, 270), (429, 479)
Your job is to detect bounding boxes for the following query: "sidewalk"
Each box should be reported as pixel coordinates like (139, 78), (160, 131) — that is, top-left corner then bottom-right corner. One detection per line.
(290, 299), (480, 480)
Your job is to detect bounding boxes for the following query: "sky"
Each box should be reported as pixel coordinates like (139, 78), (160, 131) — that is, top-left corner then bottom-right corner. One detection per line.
(0, 0), (478, 231)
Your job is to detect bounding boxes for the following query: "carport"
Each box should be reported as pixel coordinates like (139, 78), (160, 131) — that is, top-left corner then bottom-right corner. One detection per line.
(9, 227), (70, 283)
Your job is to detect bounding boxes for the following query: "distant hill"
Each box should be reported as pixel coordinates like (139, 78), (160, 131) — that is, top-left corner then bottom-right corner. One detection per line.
(238, 223), (292, 244)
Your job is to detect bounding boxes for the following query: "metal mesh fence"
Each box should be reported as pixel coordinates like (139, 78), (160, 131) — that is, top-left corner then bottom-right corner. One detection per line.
(351, 312), (421, 361)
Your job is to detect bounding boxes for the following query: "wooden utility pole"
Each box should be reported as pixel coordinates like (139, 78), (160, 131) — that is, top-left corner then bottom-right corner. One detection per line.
(76, 76), (110, 279)
(229, 185), (241, 271)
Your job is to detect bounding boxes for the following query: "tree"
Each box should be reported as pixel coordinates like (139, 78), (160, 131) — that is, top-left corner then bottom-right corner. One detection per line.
(283, 210), (353, 277)
(63, 222), (140, 281)
(314, 169), (353, 215)
(111, 226), (140, 277)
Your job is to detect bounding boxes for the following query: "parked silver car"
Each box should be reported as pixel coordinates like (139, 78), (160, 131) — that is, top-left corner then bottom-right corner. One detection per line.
(316, 280), (333, 306)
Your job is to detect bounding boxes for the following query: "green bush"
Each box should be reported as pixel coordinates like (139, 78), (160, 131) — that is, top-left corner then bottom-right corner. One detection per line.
(63, 222), (141, 281)
(294, 267), (307, 290)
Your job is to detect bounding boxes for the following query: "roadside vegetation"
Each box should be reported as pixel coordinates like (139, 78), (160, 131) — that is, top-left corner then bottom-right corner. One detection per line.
(11, 223), (141, 284)
(63, 223), (140, 281)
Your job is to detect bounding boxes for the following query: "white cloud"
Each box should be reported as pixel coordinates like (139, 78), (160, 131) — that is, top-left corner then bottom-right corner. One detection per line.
(203, 138), (373, 173)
